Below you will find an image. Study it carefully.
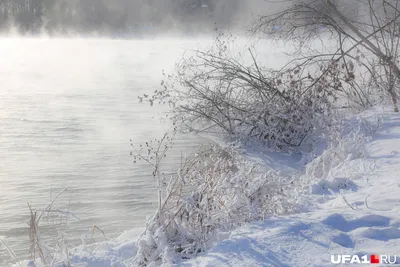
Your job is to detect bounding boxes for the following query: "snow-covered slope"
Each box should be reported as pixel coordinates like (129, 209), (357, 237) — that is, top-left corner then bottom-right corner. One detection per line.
(14, 111), (400, 267)
(181, 112), (400, 267)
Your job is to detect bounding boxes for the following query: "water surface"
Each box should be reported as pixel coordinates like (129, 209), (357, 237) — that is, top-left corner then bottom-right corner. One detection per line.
(0, 38), (209, 263)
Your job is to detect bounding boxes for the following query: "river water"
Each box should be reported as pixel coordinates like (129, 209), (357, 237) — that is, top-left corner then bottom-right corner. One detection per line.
(0, 38), (213, 263)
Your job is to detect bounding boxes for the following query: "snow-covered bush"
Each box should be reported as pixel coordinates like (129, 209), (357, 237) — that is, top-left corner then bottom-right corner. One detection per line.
(141, 29), (390, 153)
(131, 135), (298, 266)
(140, 33), (343, 152)
(300, 112), (381, 197)
(304, 132), (370, 183)
(8, 188), (82, 267)
(252, 0), (400, 113)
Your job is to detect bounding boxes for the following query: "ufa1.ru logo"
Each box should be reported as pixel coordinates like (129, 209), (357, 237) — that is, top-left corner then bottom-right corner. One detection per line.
(331, 254), (397, 264)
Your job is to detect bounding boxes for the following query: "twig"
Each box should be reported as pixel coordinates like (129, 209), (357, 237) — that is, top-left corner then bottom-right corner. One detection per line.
(0, 238), (23, 267)
(342, 196), (358, 210)
(91, 225), (108, 242)
(38, 187), (68, 222)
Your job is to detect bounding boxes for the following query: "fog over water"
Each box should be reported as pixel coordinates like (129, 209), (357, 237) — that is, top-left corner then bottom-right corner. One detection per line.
(0, 0), (284, 36)
(0, 38), (214, 262)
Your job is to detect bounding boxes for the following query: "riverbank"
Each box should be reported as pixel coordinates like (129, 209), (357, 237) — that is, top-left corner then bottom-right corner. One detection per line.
(11, 107), (400, 266)
(183, 110), (400, 266)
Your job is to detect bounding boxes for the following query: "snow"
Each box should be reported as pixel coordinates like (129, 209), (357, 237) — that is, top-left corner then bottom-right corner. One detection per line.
(181, 110), (400, 267)
(13, 109), (400, 267)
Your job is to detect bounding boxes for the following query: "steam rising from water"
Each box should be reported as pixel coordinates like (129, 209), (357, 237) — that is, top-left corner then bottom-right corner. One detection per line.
(0, 0), (287, 37)
(0, 38), (212, 263)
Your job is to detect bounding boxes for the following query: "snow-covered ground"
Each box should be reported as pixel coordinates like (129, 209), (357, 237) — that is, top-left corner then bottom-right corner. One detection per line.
(182, 110), (400, 267)
(14, 109), (400, 267)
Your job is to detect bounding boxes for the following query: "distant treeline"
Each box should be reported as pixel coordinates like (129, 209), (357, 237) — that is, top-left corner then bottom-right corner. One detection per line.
(0, 0), (240, 35)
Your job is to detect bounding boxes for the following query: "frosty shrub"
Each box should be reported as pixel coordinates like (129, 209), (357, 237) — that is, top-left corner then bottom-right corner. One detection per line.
(131, 134), (297, 266)
(299, 130), (371, 199)
(252, 0), (400, 112)
(304, 132), (370, 183)
(140, 32), (346, 152)
(300, 112), (381, 196)
(141, 25), (393, 152)
(1, 188), (79, 267)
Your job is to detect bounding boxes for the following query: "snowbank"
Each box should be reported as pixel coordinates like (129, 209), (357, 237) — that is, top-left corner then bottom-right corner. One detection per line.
(182, 111), (400, 267)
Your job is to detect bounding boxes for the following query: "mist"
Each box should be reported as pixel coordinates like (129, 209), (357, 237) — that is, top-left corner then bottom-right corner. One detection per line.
(0, 0), (281, 37)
